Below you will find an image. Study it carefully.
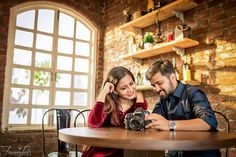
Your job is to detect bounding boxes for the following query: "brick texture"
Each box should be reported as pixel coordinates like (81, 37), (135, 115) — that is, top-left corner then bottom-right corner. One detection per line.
(102, 0), (236, 156)
(0, 0), (236, 156)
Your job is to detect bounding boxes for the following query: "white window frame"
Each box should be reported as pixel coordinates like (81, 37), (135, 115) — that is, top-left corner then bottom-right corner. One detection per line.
(2, 1), (97, 131)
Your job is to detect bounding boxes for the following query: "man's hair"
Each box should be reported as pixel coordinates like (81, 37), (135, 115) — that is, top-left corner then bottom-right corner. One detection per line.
(145, 59), (175, 80)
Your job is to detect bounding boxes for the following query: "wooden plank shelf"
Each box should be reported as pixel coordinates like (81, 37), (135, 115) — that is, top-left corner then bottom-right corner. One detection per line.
(136, 85), (153, 91)
(136, 80), (201, 91)
(119, 38), (199, 60)
(119, 0), (197, 32)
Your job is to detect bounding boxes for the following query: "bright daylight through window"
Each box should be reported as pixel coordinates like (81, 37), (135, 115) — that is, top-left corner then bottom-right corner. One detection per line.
(3, 2), (96, 129)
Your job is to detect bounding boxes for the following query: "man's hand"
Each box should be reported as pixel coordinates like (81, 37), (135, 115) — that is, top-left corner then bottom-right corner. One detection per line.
(145, 113), (169, 130)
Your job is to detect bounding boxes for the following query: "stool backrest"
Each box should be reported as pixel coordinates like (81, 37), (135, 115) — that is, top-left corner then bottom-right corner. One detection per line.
(42, 108), (80, 156)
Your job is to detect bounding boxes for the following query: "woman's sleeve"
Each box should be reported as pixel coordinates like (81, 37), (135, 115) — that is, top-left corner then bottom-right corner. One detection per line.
(88, 101), (108, 128)
(134, 98), (148, 110)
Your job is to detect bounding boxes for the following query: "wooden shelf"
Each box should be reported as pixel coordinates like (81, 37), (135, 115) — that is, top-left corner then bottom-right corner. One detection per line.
(136, 85), (153, 91)
(119, 38), (199, 60)
(137, 80), (201, 91)
(119, 0), (197, 32)
(182, 80), (201, 86)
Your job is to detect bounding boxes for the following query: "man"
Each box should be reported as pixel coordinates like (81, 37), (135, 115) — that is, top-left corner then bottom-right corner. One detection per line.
(145, 59), (220, 157)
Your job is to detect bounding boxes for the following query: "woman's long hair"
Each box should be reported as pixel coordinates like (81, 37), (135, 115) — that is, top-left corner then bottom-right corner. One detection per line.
(101, 66), (135, 126)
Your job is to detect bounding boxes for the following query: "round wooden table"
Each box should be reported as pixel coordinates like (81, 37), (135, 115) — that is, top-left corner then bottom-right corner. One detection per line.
(59, 127), (236, 157)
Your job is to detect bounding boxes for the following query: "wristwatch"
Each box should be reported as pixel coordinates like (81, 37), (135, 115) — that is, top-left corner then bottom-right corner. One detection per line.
(168, 120), (176, 131)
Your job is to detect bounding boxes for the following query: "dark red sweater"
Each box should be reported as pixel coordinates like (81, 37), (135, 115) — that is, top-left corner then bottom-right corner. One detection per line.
(82, 100), (148, 157)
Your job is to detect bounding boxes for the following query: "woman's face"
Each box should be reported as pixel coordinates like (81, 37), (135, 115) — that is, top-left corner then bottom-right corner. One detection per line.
(116, 74), (136, 100)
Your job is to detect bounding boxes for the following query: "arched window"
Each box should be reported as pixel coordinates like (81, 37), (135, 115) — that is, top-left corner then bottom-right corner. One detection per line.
(2, 1), (97, 130)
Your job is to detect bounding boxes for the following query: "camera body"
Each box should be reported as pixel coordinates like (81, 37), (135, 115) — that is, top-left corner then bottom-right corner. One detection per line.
(125, 107), (151, 131)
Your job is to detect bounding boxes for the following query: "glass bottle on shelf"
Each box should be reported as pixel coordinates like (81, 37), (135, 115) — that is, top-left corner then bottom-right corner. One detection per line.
(172, 58), (180, 80)
(136, 67), (142, 85)
(128, 35), (136, 54)
(183, 55), (191, 81)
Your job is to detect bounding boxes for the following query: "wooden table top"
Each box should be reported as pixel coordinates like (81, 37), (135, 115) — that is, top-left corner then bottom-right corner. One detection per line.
(59, 127), (236, 151)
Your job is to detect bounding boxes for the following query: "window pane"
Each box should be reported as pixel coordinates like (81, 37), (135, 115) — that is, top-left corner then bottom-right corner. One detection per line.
(55, 91), (70, 106)
(35, 52), (51, 68)
(11, 68), (31, 85)
(31, 108), (48, 124)
(75, 41), (89, 57)
(10, 88), (29, 104)
(32, 90), (49, 105)
(56, 73), (71, 88)
(36, 34), (53, 51)
(74, 75), (88, 89)
(13, 48), (32, 66)
(37, 9), (55, 33)
(33, 71), (51, 87)
(76, 20), (90, 41)
(16, 10), (35, 29)
(59, 12), (74, 37)
(74, 58), (89, 72)
(58, 38), (73, 54)
(8, 108), (28, 124)
(15, 30), (33, 47)
(57, 56), (72, 71)
(73, 92), (87, 106)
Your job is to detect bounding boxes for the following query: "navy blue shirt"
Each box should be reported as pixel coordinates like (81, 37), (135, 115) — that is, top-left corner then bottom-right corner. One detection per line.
(153, 81), (218, 130)
(152, 81), (220, 157)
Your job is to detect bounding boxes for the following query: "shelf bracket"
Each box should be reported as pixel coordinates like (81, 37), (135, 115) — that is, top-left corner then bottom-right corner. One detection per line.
(173, 46), (185, 57)
(132, 27), (142, 34)
(133, 58), (143, 66)
(172, 9), (184, 24)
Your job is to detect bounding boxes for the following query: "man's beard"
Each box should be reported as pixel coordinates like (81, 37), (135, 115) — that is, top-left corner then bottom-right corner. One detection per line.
(158, 79), (175, 100)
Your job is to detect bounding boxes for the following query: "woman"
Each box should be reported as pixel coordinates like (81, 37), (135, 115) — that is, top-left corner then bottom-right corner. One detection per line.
(82, 66), (148, 157)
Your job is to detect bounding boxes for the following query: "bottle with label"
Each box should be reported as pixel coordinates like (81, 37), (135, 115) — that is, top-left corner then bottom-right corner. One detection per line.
(136, 68), (142, 85)
(183, 56), (191, 81)
(172, 58), (180, 80)
(128, 36), (136, 54)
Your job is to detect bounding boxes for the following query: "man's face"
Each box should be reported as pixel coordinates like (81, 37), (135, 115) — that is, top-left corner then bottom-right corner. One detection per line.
(150, 72), (175, 100)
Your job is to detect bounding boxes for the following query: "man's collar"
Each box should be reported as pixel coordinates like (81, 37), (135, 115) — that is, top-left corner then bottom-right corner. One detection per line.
(172, 81), (185, 98)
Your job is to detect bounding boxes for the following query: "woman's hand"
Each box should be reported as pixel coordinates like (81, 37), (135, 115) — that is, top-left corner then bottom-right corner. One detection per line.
(145, 113), (169, 130)
(103, 82), (115, 94)
(135, 91), (144, 103)
(97, 82), (115, 102)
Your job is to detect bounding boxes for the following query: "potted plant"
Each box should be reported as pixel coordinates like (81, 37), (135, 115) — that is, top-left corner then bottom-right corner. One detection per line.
(143, 32), (154, 49)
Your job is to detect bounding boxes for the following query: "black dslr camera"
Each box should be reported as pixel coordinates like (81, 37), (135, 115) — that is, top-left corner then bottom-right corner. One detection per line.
(125, 107), (151, 131)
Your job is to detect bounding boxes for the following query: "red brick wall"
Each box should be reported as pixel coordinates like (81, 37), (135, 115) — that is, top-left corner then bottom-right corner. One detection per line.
(0, 0), (236, 156)
(102, 0), (236, 156)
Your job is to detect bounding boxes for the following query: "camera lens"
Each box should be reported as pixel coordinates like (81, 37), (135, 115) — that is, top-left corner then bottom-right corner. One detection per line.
(129, 116), (144, 131)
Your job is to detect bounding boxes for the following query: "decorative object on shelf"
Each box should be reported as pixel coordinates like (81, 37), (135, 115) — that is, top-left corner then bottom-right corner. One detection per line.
(183, 55), (191, 81)
(136, 67), (142, 85)
(172, 58), (180, 80)
(154, 0), (161, 10)
(143, 32), (154, 49)
(155, 9), (164, 43)
(175, 24), (191, 41)
(123, 8), (131, 23)
(147, 0), (155, 12)
(132, 9), (141, 20)
(128, 35), (136, 53)
(166, 30), (174, 42)
(140, 67), (150, 85)
(173, 9), (192, 40)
